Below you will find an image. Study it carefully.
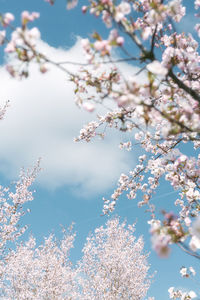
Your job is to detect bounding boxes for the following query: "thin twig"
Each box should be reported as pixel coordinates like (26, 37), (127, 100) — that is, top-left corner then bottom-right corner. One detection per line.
(177, 242), (200, 260)
(56, 56), (138, 66)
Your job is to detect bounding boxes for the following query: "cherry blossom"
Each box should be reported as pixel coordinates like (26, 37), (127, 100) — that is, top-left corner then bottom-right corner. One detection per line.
(168, 287), (197, 299)
(0, 232), (80, 299)
(78, 217), (152, 299)
(2, 12), (14, 27)
(82, 102), (95, 112)
(21, 11), (40, 25)
(0, 160), (40, 258)
(146, 61), (168, 76)
(0, 205), (152, 299)
(2, 0), (200, 298)
(66, 0), (78, 10)
(114, 2), (131, 22)
(191, 216), (200, 239)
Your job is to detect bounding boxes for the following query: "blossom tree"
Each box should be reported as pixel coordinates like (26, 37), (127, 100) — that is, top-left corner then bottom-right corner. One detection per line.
(0, 169), (152, 300)
(0, 230), (79, 299)
(0, 0), (200, 298)
(0, 159), (40, 258)
(78, 217), (151, 300)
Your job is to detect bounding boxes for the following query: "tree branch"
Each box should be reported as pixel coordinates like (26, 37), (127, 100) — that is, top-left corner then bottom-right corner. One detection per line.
(168, 69), (200, 104)
(177, 242), (200, 260)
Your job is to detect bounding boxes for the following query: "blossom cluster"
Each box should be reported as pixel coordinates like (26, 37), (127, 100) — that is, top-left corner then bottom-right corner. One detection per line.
(0, 160), (40, 257)
(0, 11), (46, 78)
(168, 287), (196, 300)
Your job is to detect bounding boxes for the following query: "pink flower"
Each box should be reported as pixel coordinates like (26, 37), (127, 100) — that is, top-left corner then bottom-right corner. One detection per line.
(151, 233), (171, 257)
(115, 2), (131, 22)
(21, 11), (40, 25)
(102, 10), (112, 28)
(3, 13), (14, 26)
(180, 267), (188, 277)
(81, 38), (90, 52)
(4, 42), (16, 53)
(82, 102), (95, 112)
(184, 217), (191, 227)
(66, 0), (78, 10)
(28, 27), (41, 40)
(146, 61), (168, 76)
(195, 0), (200, 9)
(6, 65), (16, 77)
(195, 23), (200, 37)
(82, 6), (87, 13)
(40, 64), (48, 74)
(116, 36), (124, 46)
(94, 40), (111, 53)
(192, 216), (200, 239)
(189, 235), (200, 252)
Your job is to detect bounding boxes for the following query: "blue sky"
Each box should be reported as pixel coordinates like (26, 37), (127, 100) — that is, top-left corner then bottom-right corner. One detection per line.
(0, 0), (199, 299)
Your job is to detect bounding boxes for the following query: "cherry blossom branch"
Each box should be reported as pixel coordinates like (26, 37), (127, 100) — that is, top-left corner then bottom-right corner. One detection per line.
(144, 102), (199, 135)
(177, 242), (200, 260)
(57, 56), (138, 66)
(168, 69), (200, 104)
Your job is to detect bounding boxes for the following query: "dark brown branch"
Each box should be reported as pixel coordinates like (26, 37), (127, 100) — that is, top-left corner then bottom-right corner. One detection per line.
(150, 25), (158, 55)
(168, 69), (200, 104)
(144, 102), (199, 134)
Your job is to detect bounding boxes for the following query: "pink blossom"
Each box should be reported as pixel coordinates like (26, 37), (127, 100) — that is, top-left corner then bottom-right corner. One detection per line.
(4, 42), (16, 53)
(180, 267), (188, 277)
(27, 27), (41, 40)
(146, 60), (168, 76)
(79, 217), (152, 299)
(3, 12), (14, 26)
(195, 0), (200, 9)
(82, 6), (87, 13)
(189, 235), (200, 251)
(6, 65), (16, 77)
(192, 216), (200, 239)
(168, 287), (197, 299)
(66, 0), (78, 10)
(167, 0), (185, 22)
(21, 11), (40, 25)
(94, 40), (111, 54)
(94, 40), (108, 51)
(195, 23), (200, 37)
(40, 64), (48, 73)
(115, 2), (131, 22)
(81, 38), (90, 52)
(116, 36), (124, 46)
(82, 102), (95, 112)
(184, 217), (191, 227)
(102, 10), (112, 27)
(151, 233), (171, 257)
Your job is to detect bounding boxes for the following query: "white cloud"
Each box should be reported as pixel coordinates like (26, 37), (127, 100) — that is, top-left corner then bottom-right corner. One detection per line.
(0, 40), (136, 196)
